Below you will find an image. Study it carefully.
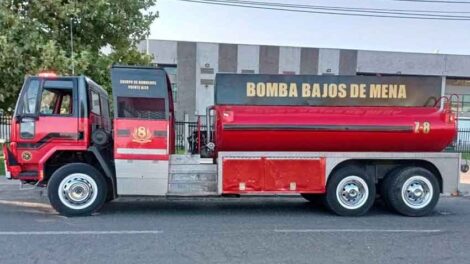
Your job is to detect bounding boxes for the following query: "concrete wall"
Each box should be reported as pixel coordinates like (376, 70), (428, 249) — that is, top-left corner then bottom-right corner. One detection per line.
(299, 48), (319, 74)
(279, 47), (301, 74)
(218, 44), (237, 73)
(196, 43), (218, 115)
(318, 49), (340, 75)
(259, 46), (279, 74)
(148, 40), (177, 65)
(175, 42), (196, 120)
(141, 39), (470, 119)
(357, 51), (446, 75)
(237, 45), (259, 73)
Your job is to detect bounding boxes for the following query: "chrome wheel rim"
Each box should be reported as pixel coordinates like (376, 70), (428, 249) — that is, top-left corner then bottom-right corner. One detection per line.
(336, 176), (369, 210)
(401, 176), (433, 209)
(58, 173), (98, 210)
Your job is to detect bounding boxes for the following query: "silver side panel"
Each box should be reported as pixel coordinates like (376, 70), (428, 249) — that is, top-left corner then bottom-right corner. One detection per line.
(168, 155), (218, 195)
(217, 152), (460, 194)
(115, 159), (169, 196)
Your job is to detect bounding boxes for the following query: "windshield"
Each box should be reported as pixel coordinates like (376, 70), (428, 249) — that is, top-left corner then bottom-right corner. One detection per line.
(16, 78), (75, 117)
(20, 79), (40, 115)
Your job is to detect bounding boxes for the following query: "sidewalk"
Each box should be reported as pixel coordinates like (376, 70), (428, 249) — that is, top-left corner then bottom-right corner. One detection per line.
(459, 171), (470, 195)
(0, 176), (47, 202)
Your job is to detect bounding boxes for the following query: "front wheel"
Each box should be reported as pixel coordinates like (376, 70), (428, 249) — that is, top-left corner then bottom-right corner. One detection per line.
(48, 163), (107, 216)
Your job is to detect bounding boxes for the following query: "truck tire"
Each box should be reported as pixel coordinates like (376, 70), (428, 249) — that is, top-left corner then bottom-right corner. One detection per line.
(47, 163), (107, 217)
(384, 167), (439, 217)
(324, 166), (375, 216)
(379, 166), (404, 209)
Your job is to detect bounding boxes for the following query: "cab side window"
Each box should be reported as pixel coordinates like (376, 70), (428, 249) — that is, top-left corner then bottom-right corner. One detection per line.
(39, 88), (73, 116)
(90, 90), (101, 115)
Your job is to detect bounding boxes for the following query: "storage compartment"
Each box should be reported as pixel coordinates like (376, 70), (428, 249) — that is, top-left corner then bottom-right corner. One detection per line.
(222, 156), (325, 194)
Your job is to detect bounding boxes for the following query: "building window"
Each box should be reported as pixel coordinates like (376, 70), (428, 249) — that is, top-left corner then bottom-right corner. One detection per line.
(446, 78), (470, 115)
(446, 94), (470, 113)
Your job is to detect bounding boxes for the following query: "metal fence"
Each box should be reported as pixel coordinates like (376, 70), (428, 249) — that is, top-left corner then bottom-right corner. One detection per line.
(174, 121), (212, 153)
(0, 115), (11, 143)
(449, 129), (470, 153)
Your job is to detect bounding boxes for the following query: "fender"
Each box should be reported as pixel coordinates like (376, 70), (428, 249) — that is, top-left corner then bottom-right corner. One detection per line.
(38, 146), (116, 198)
(88, 146), (117, 198)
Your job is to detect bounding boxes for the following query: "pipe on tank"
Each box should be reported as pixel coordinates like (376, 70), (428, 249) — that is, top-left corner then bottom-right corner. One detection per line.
(206, 105), (215, 144)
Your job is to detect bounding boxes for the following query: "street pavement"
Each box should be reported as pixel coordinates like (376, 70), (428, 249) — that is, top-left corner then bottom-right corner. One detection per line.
(1, 177), (470, 264)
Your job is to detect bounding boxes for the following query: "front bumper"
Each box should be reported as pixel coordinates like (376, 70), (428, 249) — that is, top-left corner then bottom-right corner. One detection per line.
(3, 144), (19, 179)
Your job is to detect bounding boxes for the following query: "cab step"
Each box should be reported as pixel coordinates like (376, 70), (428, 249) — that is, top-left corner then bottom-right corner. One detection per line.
(168, 154), (218, 195)
(17, 171), (38, 180)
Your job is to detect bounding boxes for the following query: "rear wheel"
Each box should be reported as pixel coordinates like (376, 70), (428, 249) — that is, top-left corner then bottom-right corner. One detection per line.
(384, 167), (439, 217)
(48, 163), (107, 216)
(324, 166), (375, 216)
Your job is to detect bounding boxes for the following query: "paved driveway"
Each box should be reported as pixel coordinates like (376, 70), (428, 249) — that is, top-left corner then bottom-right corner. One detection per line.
(0, 178), (470, 264)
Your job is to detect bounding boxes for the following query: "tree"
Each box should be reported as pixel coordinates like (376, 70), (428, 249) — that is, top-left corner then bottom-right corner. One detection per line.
(0, 0), (158, 112)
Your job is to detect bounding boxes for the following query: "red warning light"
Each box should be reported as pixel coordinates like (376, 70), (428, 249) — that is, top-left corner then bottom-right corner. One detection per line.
(38, 72), (57, 78)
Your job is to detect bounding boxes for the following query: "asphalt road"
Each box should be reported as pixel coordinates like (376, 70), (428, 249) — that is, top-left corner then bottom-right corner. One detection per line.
(0, 180), (470, 264)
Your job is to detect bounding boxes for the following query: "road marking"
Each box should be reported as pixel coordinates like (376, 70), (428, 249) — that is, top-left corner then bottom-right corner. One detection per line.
(0, 230), (163, 236)
(274, 229), (441, 233)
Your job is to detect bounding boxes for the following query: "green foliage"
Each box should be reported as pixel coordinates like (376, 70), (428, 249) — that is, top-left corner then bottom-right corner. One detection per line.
(0, 0), (157, 112)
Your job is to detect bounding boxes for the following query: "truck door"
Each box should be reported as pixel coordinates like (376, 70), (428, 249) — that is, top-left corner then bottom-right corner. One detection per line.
(111, 66), (174, 196)
(13, 77), (80, 179)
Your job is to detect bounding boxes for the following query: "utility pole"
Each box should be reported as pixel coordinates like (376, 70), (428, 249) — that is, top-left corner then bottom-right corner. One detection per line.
(70, 17), (74, 75)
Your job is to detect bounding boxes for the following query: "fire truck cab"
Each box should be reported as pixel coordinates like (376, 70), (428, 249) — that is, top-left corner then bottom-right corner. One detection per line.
(4, 73), (114, 212)
(3, 66), (461, 217)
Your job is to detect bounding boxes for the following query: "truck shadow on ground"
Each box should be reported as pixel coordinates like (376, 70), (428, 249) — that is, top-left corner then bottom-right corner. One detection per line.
(97, 197), (401, 217)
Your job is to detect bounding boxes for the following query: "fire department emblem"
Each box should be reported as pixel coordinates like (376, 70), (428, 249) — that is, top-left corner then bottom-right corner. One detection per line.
(132, 126), (152, 144)
(22, 151), (32, 161)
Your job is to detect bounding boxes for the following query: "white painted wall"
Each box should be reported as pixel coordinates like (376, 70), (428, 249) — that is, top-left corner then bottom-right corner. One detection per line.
(196, 43), (219, 115)
(148, 40), (178, 64)
(279, 47), (301, 74)
(237, 44), (260, 73)
(318, 49), (340, 75)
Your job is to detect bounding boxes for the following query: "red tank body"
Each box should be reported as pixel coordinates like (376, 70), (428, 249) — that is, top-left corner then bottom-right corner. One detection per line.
(214, 105), (456, 152)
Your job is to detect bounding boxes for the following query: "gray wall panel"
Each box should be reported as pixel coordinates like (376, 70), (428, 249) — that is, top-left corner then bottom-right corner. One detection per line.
(148, 40), (177, 64)
(176, 41), (197, 120)
(357, 50), (446, 75)
(339, 50), (358, 75)
(318, 49), (340, 75)
(218, 44), (238, 73)
(237, 45), (260, 73)
(259, 46), (279, 74)
(279, 47), (301, 74)
(300, 48), (319, 74)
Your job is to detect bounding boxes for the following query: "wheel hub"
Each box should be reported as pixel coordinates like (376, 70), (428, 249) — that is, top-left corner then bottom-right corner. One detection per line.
(58, 173), (98, 210)
(66, 180), (92, 203)
(336, 176), (369, 210)
(401, 176), (433, 210)
(342, 184), (360, 200)
(408, 184), (424, 200)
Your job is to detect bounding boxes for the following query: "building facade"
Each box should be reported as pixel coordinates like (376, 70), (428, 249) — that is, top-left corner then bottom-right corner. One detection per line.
(137, 39), (470, 122)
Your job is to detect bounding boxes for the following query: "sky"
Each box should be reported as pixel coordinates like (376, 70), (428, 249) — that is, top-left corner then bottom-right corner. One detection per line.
(149, 0), (470, 55)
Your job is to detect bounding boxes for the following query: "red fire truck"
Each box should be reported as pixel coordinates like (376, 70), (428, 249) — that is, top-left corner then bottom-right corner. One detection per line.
(3, 65), (461, 217)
